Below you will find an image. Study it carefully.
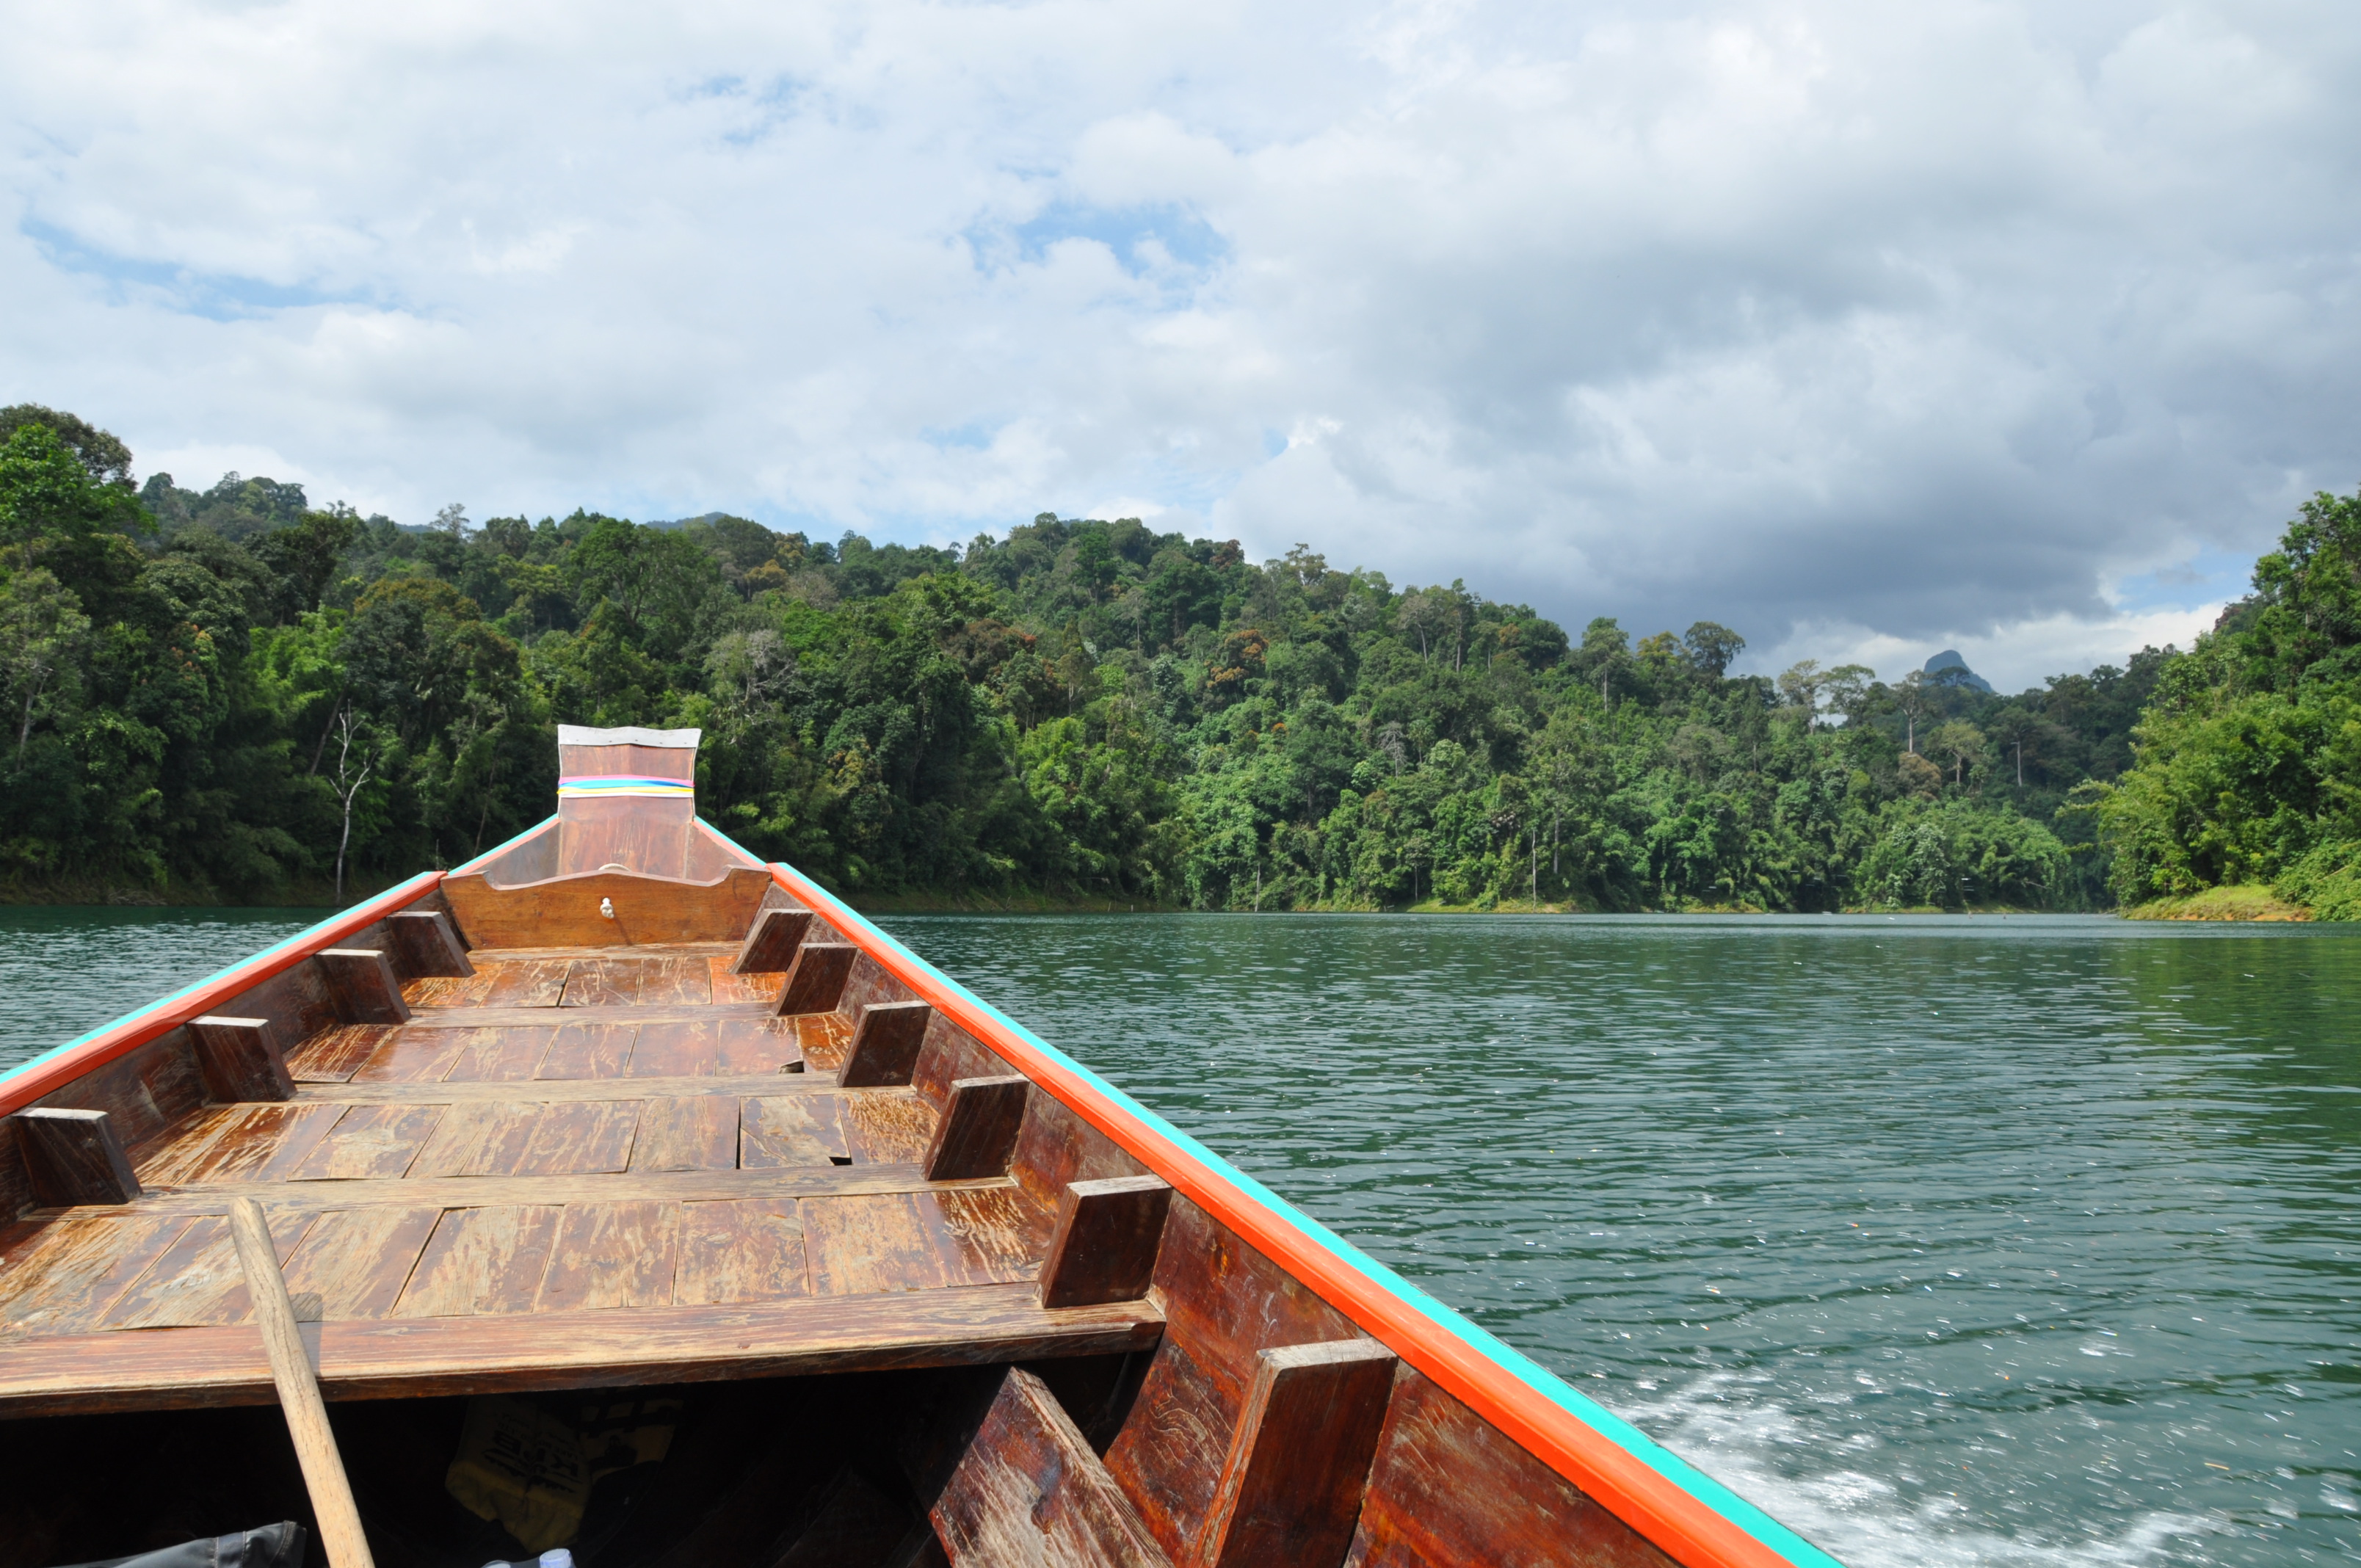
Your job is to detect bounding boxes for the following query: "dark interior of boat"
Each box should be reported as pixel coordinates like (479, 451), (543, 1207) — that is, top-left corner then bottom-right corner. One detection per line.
(2, 1356), (1150, 1568)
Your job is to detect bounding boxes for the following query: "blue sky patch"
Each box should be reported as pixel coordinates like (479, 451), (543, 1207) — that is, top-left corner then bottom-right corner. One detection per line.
(986, 199), (1227, 279)
(23, 218), (358, 322)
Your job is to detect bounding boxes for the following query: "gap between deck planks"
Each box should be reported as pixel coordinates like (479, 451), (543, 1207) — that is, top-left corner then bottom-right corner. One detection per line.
(0, 1285), (1165, 1418)
(65, 1166), (1016, 1215)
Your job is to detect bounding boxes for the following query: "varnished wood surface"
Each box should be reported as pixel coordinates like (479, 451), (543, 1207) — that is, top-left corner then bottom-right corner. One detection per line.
(0, 938), (1083, 1421)
(0, 1285), (1166, 1417)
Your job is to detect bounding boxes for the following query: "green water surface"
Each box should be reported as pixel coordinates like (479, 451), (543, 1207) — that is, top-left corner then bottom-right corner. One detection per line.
(2, 908), (2356, 1567)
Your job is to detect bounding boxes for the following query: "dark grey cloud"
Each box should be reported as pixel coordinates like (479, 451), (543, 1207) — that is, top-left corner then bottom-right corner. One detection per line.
(3, 0), (2357, 688)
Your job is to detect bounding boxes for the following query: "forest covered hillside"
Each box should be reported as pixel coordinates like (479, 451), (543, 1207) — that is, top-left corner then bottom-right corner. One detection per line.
(0, 402), (2241, 912)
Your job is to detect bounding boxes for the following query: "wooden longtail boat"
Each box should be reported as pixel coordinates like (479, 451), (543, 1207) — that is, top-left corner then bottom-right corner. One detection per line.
(0, 728), (1839, 1568)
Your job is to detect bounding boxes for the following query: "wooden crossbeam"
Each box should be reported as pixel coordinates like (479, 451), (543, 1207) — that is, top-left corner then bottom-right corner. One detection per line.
(838, 1001), (935, 1088)
(317, 949), (410, 1026)
(932, 1366), (1168, 1567)
(10, 1108), (142, 1206)
(777, 942), (860, 1015)
(189, 1015), (297, 1104)
(1190, 1339), (1399, 1567)
(387, 910), (474, 979)
(102, 1166), (1016, 1216)
(922, 1076), (1030, 1181)
(733, 907), (814, 974)
(1040, 1176), (1172, 1309)
(0, 1285), (1165, 1419)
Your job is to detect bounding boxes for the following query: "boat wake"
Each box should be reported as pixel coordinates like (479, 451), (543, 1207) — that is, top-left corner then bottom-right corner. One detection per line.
(1609, 1371), (2227, 1568)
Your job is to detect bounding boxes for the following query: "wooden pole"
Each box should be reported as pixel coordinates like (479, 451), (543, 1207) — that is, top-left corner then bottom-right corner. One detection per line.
(230, 1197), (377, 1568)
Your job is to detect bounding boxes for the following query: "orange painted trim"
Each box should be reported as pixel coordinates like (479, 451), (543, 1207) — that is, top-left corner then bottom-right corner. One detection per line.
(0, 871), (446, 1119)
(769, 863), (1812, 1568)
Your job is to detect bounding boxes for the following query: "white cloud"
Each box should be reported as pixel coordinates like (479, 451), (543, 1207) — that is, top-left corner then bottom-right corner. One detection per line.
(1, 0), (2356, 678)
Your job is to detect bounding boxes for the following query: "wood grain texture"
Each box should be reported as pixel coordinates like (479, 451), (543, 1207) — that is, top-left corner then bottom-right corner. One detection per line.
(317, 948), (410, 1026)
(407, 1101), (546, 1178)
(674, 1198), (808, 1305)
(284, 1025), (393, 1084)
(537, 1199), (681, 1311)
(404, 1001), (777, 1030)
(0, 1213), (196, 1336)
(1009, 1092), (1154, 1220)
(10, 1109), (140, 1205)
(708, 954), (784, 1006)
(535, 1021), (638, 1079)
(625, 1017), (801, 1077)
(1104, 1199), (1368, 1558)
(1040, 1176), (1171, 1310)
(777, 943), (859, 1016)
(922, 1076), (1030, 1182)
(276, 1205), (442, 1321)
(838, 1001), (935, 1089)
(511, 1100), (643, 1176)
(1342, 1370), (1678, 1568)
(286, 1104), (446, 1181)
(403, 972), (493, 1008)
(98, 1207), (315, 1328)
(482, 958), (574, 1007)
(802, 1189), (1039, 1296)
(82, 1164), (1012, 1216)
(0, 1283), (1166, 1416)
(442, 865), (774, 948)
(440, 1025), (556, 1083)
(29, 1025), (208, 1151)
(347, 1028), (471, 1084)
(931, 1366), (1167, 1568)
(564, 956), (711, 1008)
(842, 1090), (938, 1164)
(187, 1016), (295, 1103)
(388, 909), (474, 978)
(732, 906), (813, 974)
(741, 1096), (849, 1167)
(630, 1098), (739, 1172)
(797, 1012), (857, 1075)
(393, 1205), (562, 1317)
(300, 1072), (825, 1106)
(134, 1103), (345, 1186)
(910, 1015), (1017, 1113)
(1192, 1339), (1398, 1568)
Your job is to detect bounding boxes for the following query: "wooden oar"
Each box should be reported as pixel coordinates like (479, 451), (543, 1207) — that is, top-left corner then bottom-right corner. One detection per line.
(230, 1197), (377, 1568)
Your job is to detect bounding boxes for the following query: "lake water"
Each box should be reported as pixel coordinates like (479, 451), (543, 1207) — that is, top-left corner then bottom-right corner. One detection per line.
(3, 907), (2357, 1567)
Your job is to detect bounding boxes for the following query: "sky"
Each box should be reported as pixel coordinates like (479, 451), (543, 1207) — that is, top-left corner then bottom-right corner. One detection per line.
(4, 1), (2359, 692)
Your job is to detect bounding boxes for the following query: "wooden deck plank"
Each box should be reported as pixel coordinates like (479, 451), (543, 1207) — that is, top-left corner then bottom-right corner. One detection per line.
(802, 1191), (1040, 1297)
(0, 1214), (197, 1337)
(625, 1018), (719, 1077)
(537, 1199), (681, 1311)
(114, 1164), (984, 1215)
(623, 1015), (803, 1077)
(708, 954), (783, 1006)
(441, 1025), (556, 1082)
(349, 1029), (470, 1084)
(402, 973), (493, 1009)
(535, 1021), (638, 1080)
(293, 1071), (819, 1106)
(402, 1001), (776, 1030)
(675, 1198), (808, 1305)
(0, 1285), (1166, 1417)
(286, 1104), (447, 1180)
(629, 1098), (739, 1172)
(798, 1012), (857, 1074)
(97, 1208), (315, 1329)
(512, 1101), (642, 1176)
(741, 1097), (849, 1167)
(470, 943), (733, 962)
(394, 1205), (562, 1318)
(407, 1101), (546, 1178)
(284, 1024), (394, 1084)
(481, 958), (573, 1007)
(561, 957), (710, 1008)
(156, 1103), (347, 1186)
(278, 1205), (442, 1320)
(842, 1092), (937, 1164)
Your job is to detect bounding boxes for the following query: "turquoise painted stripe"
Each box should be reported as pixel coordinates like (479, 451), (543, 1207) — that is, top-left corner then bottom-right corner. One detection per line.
(699, 821), (1843, 1568)
(0, 871), (444, 1095)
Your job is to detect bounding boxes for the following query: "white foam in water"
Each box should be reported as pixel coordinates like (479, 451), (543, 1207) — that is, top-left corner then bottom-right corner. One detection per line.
(1607, 1372), (2228, 1568)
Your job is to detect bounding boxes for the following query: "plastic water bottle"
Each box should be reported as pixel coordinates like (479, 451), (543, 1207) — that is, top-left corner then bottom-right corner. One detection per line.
(480, 1553), (573, 1568)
